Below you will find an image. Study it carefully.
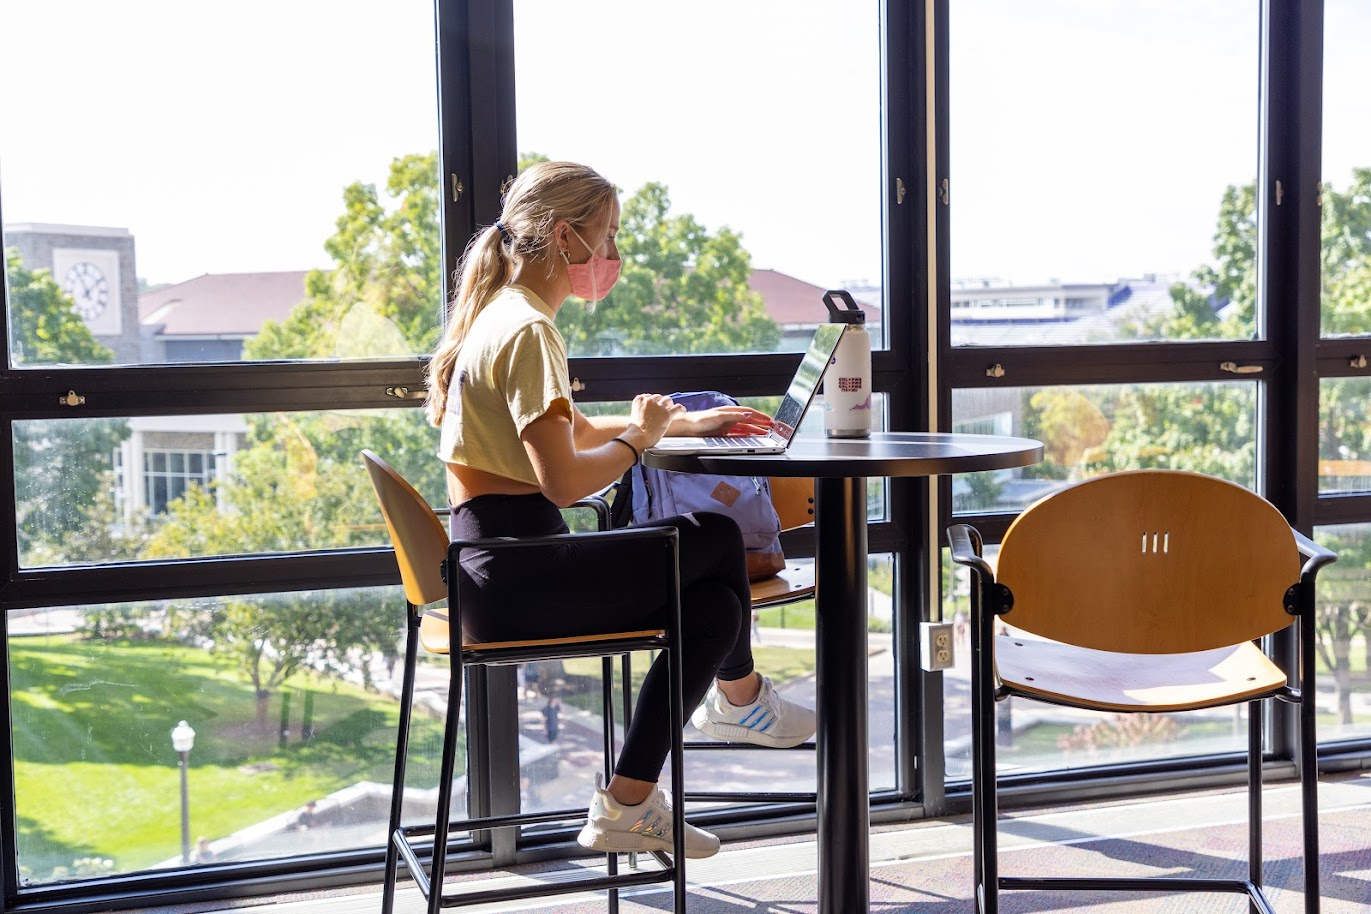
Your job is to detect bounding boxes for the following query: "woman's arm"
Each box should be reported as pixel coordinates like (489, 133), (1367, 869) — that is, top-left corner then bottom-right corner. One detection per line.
(571, 401), (770, 445)
(573, 409), (633, 448)
(524, 394), (681, 507)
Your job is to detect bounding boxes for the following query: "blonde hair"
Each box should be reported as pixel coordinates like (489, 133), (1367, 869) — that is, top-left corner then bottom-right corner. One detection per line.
(424, 161), (617, 426)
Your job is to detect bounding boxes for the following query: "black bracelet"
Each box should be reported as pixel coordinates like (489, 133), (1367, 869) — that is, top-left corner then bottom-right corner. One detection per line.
(612, 436), (640, 463)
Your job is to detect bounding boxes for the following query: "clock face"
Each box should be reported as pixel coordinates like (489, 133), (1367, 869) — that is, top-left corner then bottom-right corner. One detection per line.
(61, 261), (110, 321)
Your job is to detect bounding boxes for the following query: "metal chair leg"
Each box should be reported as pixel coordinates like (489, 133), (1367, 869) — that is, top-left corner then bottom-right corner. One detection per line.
(427, 652), (465, 914)
(601, 655), (620, 914)
(382, 606), (421, 914)
(1248, 698), (1263, 911)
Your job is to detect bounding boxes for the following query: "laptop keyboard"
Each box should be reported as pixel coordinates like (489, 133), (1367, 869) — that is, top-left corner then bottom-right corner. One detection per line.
(705, 436), (773, 447)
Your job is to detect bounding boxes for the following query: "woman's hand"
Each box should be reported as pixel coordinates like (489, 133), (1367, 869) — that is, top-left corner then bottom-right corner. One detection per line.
(668, 405), (772, 437)
(626, 393), (686, 447)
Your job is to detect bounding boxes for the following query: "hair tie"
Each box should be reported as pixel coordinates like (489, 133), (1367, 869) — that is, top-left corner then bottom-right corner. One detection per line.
(493, 220), (512, 243)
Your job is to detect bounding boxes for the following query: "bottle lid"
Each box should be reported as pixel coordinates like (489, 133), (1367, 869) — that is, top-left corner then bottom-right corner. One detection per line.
(823, 289), (866, 324)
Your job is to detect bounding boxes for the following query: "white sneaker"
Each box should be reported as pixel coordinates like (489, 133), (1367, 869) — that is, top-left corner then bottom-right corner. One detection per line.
(691, 676), (816, 749)
(576, 776), (720, 859)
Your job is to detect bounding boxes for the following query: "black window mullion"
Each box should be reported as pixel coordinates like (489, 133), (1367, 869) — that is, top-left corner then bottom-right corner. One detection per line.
(437, 0), (480, 309)
(1259, 0), (1323, 531)
(1316, 493), (1371, 527)
(0, 362), (429, 420)
(946, 340), (1277, 389)
(0, 550), (402, 613)
(1258, 0), (1324, 769)
(881, 0), (933, 813)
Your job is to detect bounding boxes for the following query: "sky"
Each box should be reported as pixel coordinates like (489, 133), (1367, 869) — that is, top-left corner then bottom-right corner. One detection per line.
(1, 1), (1367, 294)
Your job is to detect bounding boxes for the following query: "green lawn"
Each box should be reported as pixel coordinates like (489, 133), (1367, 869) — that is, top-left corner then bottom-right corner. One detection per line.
(10, 635), (444, 880)
(756, 599), (816, 630)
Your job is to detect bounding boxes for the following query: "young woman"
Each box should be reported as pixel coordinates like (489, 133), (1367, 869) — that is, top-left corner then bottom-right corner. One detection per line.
(425, 161), (816, 859)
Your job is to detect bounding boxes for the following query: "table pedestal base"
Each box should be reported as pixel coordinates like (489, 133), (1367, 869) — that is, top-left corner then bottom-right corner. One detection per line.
(815, 475), (870, 914)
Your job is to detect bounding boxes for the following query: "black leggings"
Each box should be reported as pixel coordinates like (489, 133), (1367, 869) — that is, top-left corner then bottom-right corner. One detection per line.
(450, 493), (754, 782)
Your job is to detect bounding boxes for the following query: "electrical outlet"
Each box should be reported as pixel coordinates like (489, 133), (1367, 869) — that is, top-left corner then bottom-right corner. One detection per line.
(920, 621), (956, 672)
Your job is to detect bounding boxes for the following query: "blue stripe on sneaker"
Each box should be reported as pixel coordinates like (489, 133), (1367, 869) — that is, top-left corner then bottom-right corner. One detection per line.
(740, 707), (765, 727)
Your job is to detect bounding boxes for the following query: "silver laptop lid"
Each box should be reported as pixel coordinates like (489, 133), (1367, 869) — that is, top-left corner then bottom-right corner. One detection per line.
(769, 323), (845, 444)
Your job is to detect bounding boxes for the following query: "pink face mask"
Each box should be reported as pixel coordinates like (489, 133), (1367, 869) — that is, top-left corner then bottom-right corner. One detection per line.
(564, 225), (621, 302)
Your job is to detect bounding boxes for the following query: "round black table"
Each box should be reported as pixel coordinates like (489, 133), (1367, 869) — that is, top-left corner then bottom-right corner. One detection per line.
(645, 431), (1044, 914)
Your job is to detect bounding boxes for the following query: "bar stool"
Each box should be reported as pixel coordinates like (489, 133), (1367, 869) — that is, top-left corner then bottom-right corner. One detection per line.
(362, 450), (688, 914)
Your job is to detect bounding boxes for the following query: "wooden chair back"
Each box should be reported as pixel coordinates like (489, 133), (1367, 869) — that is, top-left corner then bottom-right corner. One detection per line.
(995, 469), (1300, 654)
(769, 476), (816, 532)
(361, 450), (449, 607)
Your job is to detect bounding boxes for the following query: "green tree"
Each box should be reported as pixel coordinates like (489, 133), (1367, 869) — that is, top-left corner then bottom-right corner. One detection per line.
(1320, 168), (1371, 335)
(5, 249), (127, 563)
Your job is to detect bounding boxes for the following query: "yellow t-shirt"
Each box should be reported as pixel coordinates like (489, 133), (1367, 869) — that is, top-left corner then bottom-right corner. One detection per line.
(437, 285), (573, 486)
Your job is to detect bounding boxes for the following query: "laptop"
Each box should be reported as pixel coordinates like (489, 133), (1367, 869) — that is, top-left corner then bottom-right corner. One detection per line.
(647, 323), (845, 455)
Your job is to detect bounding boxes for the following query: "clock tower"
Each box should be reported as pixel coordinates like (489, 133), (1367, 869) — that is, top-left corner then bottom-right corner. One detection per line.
(6, 223), (140, 363)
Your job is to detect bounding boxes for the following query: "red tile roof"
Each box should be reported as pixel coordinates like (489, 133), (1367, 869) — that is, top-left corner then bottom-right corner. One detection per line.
(139, 271), (309, 336)
(747, 269), (880, 325)
(137, 268), (877, 336)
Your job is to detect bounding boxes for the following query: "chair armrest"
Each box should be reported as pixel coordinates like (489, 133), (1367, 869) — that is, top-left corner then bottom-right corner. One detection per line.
(572, 491), (613, 531)
(947, 523), (995, 583)
(1292, 528), (1338, 583)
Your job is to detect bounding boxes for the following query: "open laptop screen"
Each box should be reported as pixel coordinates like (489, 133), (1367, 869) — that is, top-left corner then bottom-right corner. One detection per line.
(770, 323), (845, 442)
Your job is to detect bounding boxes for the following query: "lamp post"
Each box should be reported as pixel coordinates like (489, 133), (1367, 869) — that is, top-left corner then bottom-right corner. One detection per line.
(171, 720), (195, 864)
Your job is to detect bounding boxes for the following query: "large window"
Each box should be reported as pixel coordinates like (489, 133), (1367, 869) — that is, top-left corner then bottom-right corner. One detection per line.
(2, 1), (441, 368)
(949, 0), (1260, 346)
(941, 0), (1362, 796)
(0, 2), (1365, 912)
(8, 590), (408, 884)
(1321, 0), (1371, 338)
(512, 1), (885, 358)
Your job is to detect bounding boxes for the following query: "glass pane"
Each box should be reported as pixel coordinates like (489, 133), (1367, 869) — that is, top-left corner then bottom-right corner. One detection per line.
(2, 2), (440, 368)
(1321, 0), (1371, 337)
(951, 382), (1258, 514)
(940, 547), (1249, 781)
(1313, 525), (1371, 743)
(13, 408), (439, 567)
(9, 590), (413, 883)
(950, 1), (1259, 345)
(1320, 378), (1371, 494)
(512, 1), (884, 357)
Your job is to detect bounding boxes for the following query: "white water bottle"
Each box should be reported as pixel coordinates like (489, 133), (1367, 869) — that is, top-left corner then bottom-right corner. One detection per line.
(822, 289), (872, 438)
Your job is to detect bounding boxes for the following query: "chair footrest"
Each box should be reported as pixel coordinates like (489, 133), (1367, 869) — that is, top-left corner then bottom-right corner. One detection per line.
(395, 805), (587, 839)
(434, 864), (677, 908)
(392, 827), (677, 908)
(1000, 875), (1269, 902)
(684, 790), (816, 804)
(683, 739), (816, 750)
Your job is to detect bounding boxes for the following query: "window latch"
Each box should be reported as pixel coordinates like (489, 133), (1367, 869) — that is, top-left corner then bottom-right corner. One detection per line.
(1219, 361), (1263, 375)
(59, 389), (86, 407)
(385, 386), (427, 399)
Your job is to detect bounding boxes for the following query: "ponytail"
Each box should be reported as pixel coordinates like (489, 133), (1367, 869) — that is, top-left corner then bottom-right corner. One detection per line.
(424, 226), (510, 425)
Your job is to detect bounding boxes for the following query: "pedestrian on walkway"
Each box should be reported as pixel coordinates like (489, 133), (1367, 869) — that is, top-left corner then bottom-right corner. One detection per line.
(542, 695), (561, 742)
